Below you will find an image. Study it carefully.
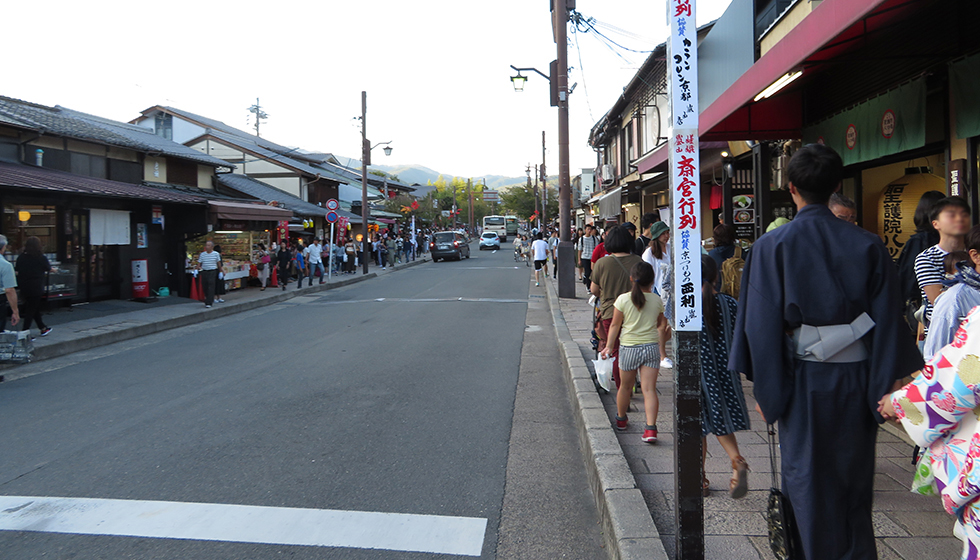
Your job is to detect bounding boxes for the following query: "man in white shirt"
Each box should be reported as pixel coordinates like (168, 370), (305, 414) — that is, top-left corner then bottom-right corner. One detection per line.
(198, 241), (223, 308)
(548, 230), (560, 279)
(306, 237), (324, 286)
(531, 232), (550, 287)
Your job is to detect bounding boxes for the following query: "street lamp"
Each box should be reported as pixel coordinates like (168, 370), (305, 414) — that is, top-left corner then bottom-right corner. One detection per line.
(510, 72), (527, 92)
(383, 145), (393, 156)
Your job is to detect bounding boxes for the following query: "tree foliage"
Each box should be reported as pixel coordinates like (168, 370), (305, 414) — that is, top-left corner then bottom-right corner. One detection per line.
(499, 184), (559, 222)
(380, 175), (493, 230)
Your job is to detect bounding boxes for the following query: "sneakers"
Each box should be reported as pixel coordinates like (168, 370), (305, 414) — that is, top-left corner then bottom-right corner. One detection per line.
(642, 426), (658, 444)
(535, 282), (540, 287)
(615, 416), (628, 431)
(205, 304), (212, 308)
(40, 327), (52, 337)
(216, 298), (225, 303)
(660, 357), (674, 369)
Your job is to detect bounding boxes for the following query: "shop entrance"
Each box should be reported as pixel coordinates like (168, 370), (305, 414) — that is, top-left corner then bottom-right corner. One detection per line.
(67, 211), (118, 302)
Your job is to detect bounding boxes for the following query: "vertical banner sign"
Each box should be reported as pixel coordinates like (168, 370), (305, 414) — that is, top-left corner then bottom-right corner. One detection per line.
(670, 0), (701, 332)
(670, 1), (705, 559)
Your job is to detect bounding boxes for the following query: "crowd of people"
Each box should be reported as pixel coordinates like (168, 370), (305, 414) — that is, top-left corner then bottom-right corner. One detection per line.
(578, 142), (980, 559)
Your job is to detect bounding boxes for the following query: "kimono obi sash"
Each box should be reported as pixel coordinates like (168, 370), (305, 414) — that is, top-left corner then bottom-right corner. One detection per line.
(790, 312), (875, 363)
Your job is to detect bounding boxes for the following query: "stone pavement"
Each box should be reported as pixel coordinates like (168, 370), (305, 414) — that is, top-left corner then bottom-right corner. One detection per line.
(0, 255), (430, 378)
(543, 272), (963, 559)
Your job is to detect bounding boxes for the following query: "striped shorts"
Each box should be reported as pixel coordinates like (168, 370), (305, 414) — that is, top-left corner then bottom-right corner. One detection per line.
(619, 342), (660, 371)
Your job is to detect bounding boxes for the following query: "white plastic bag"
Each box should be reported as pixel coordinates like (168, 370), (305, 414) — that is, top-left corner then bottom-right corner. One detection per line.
(592, 356), (616, 392)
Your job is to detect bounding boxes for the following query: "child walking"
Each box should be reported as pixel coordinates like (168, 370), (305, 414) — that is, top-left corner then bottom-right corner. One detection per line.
(601, 261), (665, 443)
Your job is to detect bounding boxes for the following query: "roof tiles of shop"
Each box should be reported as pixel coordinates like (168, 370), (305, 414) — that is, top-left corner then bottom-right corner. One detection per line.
(217, 173), (362, 223)
(0, 161), (207, 204)
(0, 97), (232, 169)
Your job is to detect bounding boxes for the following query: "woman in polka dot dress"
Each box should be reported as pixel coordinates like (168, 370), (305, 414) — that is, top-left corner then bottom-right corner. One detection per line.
(699, 255), (751, 499)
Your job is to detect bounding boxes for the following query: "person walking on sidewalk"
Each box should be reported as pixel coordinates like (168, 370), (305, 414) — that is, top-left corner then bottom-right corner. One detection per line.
(0, 235), (19, 330)
(198, 241), (222, 308)
(548, 230), (560, 279)
(293, 243), (306, 289)
(212, 244), (226, 303)
(386, 235), (398, 268)
(698, 255), (751, 499)
(276, 243), (292, 291)
(880, 306), (980, 560)
(729, 144), (922, 559)
(922, 225), (980, 361)
(255, 243), (271, 290)
(531, 232), (550, 287)
(580, 224), (598, 284)
(915, 196), (971, 348)
(15, 236), (51, 337)
(306, 238), (325, 285)
(600, 261), (664, 443)
(590, 226), (644, 390)
(641, 221), (673, 370)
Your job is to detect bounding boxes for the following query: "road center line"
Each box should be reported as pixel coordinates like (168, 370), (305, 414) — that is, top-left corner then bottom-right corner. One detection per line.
(308, 297), (528, 305)
(0, 496), (487, 557)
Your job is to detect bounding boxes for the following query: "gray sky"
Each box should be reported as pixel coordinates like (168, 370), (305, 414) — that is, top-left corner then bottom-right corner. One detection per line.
(3, 0), (732, 180)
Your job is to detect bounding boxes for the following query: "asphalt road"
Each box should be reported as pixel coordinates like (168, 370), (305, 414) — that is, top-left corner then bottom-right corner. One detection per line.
(0, 244), (603, 559)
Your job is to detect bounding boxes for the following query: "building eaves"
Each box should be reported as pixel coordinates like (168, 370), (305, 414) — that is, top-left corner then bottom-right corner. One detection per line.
(0, 97), (233, 169)
(0, 160), (207, 204)
(216, 173), (327, 218)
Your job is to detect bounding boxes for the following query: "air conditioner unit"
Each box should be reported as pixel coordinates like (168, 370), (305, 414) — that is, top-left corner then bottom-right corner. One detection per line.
(601, 164), (615, 183)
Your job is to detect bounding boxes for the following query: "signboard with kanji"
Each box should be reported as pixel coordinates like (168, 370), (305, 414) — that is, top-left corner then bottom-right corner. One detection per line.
(670, 0), (701, 332)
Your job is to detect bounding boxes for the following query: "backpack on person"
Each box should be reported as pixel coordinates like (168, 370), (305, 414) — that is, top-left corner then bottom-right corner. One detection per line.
(721, 246), (745, 300)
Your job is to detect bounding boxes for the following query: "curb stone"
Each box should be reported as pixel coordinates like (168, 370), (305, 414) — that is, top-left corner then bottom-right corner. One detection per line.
(541, 279), (669, 560)
(7, 257), (430, 370)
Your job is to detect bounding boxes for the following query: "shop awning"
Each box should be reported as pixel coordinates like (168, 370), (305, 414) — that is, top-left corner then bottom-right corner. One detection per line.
(208, 200), (292, 222)
(700, 0), (890, 141)
(598, 187), (622, 220)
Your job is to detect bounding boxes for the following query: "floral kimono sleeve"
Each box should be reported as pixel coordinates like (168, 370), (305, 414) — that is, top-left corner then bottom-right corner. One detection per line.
(892, 307), (980, 449)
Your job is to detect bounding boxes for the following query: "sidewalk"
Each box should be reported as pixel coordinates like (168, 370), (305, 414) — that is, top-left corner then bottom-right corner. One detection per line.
(543, 273), (962, 560)
(1, 256), (430, 379)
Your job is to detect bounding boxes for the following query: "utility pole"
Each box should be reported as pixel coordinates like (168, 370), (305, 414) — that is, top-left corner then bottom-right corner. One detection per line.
(468, 178), (474, 233)
(248, 98), (268, 137)
(541, 131), (547, 228)
(452, 179), (458, 230)
(534, 164), (541, 230)
(360, 91), (370, 275)
(553, 0), (575, 298)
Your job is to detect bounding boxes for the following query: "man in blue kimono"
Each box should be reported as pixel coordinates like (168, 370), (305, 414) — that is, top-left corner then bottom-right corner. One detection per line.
(729, 144), (923, 559)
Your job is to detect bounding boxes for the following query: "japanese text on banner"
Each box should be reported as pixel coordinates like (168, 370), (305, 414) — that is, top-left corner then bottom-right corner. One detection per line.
(669, 0), (701, 332)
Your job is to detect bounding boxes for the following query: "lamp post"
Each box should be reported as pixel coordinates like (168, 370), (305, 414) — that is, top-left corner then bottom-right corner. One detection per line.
(358, 91), (393, 275)
(509, 0), (575, 297)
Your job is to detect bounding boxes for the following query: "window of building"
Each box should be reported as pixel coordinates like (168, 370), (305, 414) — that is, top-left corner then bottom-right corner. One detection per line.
(3, 204), (58, 257)
(154, 113), (173, 140)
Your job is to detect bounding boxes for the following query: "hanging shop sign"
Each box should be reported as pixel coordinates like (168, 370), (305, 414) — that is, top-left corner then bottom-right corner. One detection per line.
(669, 0), (701, 332)
(803, 78), (925, 166)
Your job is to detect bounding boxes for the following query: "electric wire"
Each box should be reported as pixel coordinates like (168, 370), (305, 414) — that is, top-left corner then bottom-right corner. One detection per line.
(570, 24), (595, 123)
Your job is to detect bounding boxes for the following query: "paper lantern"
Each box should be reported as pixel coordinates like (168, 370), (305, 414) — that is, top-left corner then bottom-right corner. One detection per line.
(17, 211), (30, 222)
(878, 167), (946, 260)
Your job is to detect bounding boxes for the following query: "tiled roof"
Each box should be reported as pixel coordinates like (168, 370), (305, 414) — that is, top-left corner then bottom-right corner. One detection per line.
(0, 161), (207, 204)
(0, 97), (232, 169)
(201, 130), (352, 184)
(218, 173), (325, 218)
(144, 106), (331, 167)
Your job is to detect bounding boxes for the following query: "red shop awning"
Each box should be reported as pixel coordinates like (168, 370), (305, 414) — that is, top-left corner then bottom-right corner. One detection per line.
(700, 0), (891, 141)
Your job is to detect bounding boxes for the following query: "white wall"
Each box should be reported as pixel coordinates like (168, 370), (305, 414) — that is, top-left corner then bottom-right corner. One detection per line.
(171, 118), (206, 144)
(144, 156), (167, 182)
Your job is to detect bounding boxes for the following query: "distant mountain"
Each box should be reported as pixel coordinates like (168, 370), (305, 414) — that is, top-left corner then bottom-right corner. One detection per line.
(336, 156), (533, 195)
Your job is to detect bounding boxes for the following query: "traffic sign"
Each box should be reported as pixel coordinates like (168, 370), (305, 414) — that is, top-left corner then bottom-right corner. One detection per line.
(325, 199), (339, 211)
(325, 211), (339, 223)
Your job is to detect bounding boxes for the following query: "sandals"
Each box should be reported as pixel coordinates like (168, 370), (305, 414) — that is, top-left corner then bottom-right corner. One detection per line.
(729, 456), (749, 499)
(702, 475), (710, 498)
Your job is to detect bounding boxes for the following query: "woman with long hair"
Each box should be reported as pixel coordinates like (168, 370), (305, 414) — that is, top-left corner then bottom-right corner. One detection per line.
(15, 236), (52, 337)
(642, 221), (673, 369)
(600, 261), (665, 443)
(590, 226), (644, 394)
(699, 254), (751, 499)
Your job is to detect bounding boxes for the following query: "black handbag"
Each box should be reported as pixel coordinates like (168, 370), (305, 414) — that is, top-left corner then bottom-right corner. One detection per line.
(767, 425), (801, 560)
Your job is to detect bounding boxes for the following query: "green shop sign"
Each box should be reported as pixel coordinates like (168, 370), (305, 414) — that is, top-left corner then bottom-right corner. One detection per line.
(803, 78), (926, 166)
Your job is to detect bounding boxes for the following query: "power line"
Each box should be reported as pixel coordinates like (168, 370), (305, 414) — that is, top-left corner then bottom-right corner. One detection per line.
(570, 24), (595, 123)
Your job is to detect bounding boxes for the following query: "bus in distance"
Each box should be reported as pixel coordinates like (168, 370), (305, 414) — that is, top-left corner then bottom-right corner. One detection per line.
(483, 215), (507, 241)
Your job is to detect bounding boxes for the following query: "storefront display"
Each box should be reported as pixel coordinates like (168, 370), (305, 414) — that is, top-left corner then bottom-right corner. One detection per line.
(186, 230), (270, 290)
